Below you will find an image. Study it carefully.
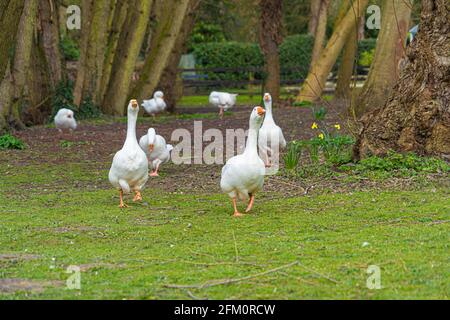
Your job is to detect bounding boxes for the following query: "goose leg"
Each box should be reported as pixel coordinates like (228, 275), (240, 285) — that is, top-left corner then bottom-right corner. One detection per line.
(232, 198), (242, 217)
(245, 194), (255, 213)
(119, 190), (128, 208)
(219, 107), (224, 119)
(133, 190), (142, 202)
(150, 160), (161, 176)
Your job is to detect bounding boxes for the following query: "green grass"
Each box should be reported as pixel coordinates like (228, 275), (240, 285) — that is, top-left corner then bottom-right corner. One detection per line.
(178, 94), (262, 107)
(0, 160), (449, 299)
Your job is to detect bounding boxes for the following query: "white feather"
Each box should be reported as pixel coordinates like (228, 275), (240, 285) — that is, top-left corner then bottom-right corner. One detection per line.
(109, 101), (148, 194)
(54, 108), (77, 131)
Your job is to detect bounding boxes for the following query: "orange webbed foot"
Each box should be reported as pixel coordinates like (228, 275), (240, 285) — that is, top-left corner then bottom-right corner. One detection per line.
(133, 191), (142, 202)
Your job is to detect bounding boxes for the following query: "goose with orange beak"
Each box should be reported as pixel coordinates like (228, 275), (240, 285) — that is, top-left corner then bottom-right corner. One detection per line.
(258, 93), (286, 168)
(220, 106), (266, 217)
(139, 128), (173, 176)
(109, 99), (149, 208)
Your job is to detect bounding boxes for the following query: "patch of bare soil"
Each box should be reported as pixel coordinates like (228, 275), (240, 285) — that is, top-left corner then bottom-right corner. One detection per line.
(2, 104), (445, 196)
(0, 278), (64, 294)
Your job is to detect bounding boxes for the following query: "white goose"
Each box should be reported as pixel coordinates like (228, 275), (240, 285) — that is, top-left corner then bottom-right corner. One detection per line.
(54, 108), (77, 132)
(109, 99), (149, 208)
(209, 91), (238, 118)
(139, 128), (173, 176)
(220, 106), (266, 217)
(142, 91), (166, 117)
(258, 93), (286, 167)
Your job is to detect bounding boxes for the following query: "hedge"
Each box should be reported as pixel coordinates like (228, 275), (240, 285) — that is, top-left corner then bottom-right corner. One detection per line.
(191, 35), (377, 82)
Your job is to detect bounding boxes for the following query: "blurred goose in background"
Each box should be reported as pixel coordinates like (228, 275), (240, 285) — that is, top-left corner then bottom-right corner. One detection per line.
(139, 128), (173, 176)
(54, 108), (77, 132)
(209, 91), (238, 118)
(220, 106), (266, 217)
(142, 91), (166, 117)
(109, 99), (148, 208)
(258, 93), (286, 167)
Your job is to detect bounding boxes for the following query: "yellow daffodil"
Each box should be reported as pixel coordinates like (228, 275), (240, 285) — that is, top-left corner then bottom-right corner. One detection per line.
(334, 124), (341, 130)
(318, 133), (324, 140)
(311, 122), (318, 129)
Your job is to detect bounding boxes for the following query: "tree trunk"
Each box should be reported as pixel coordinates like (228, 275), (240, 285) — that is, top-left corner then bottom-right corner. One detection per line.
(308, 0), (321, 35)
(259, 0), (283, 103)
(98, 0), (128, 108)
(73, 0), (112, 106)
(296, 0), (368, 103)
(310, 0), (329, 69)
(72, 0), (94, 106)
(102, 0), (153, 115)
(38, 0), (62, 87)
(335, 20), (360, 100)
(0, 1), (25, 80)
(158, 0), (200, 113)
(354, 0), (450, 159)
(354, 0), (412, 116)
(130, 0), (191, 103)
(1, 0), (38, 130)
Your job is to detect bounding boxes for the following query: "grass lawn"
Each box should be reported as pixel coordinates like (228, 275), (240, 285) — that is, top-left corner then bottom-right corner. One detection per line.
(0, 160), (448, 299)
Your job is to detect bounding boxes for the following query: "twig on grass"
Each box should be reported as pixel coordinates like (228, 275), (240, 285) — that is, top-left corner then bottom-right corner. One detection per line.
(186, 290), (208, 300)
(232, 230), (239, 262)
(297, 262), (339, 284)
(164, 260), (299, 289)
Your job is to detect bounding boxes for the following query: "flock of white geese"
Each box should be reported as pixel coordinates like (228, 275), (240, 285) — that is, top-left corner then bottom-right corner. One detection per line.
(54, 91), (286, 216)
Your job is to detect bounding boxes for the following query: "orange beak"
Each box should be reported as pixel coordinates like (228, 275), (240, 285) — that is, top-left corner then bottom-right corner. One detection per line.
(264, 95), (270, 101)
(148, 144), (154, 152)
(131, 99), (138, 108)
(256, 106), (265, 116)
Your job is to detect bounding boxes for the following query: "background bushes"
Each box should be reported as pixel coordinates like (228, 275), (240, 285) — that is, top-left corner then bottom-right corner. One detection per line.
(190, 35), (377, 82)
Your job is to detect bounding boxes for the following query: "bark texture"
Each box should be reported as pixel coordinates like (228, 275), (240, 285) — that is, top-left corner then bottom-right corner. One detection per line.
(158, 0), (200, 113)
(355, 0), (450, 159)
(130, 0), (191, 103)
(355, 0), (412, 116)
(102, 0), (153, 115)
(0, 0), (38, 131)
(0, 1), (25, 79)
(259, 0), (283, 103)
(309, 0), (329, 69)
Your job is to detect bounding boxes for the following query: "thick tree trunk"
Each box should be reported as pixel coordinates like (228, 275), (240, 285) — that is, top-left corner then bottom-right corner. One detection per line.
(333, 0), (360, 100)
(73, 0), (94, 106)
(259, 0), (283, 103)
(1, 0), (38, 130)
(158, 0), (200, 113)
(98, 0), (128, 108)
(130, 0), (191, 103)
(0, 1), (25, 80)
(296, 0), (368, 103)
(355, 0), (450, 159)
(73, 0), (112, 106)
(102, 0), (152, 115)
(0, 1), (25, 132)
(355, 0), (412, 116)
(38, 0), (62, 87)
(309, 0), (329, 69)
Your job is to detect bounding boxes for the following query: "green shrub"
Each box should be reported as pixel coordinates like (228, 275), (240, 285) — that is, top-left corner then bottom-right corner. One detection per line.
(191, 35), (376, 82)
(188, 22), (226, 51)
(359, 49), (375, 67)
(352, 152), (450, 173)
(284, 142), (302, 171)
(0, 134), (26, 150)
(60, 36), (80, 61)
(50, 80), (102, 122)
(192, 41), (264, 81)
(279, 34), (314, 80)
